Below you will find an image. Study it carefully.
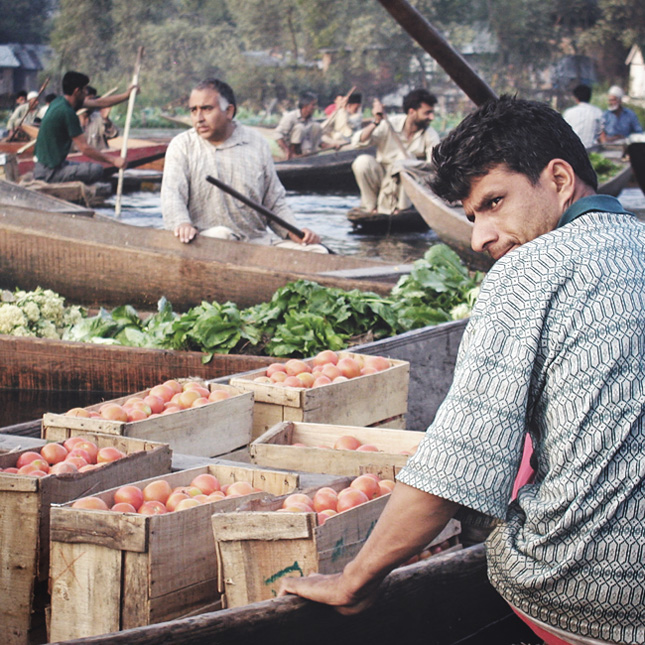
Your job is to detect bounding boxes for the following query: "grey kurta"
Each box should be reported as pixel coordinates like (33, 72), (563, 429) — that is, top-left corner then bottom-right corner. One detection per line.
(161, 123), (297, 242)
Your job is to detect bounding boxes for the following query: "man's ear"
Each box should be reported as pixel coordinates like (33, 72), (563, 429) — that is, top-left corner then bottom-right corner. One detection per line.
(546, 158), (576, 206)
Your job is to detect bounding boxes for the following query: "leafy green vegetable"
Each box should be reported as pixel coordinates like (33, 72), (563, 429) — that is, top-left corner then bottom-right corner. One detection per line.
(60, 244), (484, 358)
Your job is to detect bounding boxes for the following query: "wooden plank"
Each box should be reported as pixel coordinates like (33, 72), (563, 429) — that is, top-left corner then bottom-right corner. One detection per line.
(212, 511), (315, 541)
(121, 551), (151, 630)
(0, 489), (40, 644)
(0, 335), (277, 392)
(49, 541), (122, 641)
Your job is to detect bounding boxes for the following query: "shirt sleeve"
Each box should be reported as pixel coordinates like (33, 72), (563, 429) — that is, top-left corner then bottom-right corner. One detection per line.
(630, 111), (643, 134)
(275, 112), (293, 140)
(397, 258), (538, 520)
(160, 135), (194, 232)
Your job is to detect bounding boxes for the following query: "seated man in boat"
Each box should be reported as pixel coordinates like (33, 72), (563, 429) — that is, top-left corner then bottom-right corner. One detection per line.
(161, 78), (326, 252)
(600, 85), (643, 143)
(321, 92), (363, 149)
(5, 91), (39, 140)
(562, 83), (602, 149)
(281, 96), (645, 645)
(83, 86), (119, 151)
(33, 71), (135, 185)
(275, 91), (322, 160)
(351, 88), (440, 215)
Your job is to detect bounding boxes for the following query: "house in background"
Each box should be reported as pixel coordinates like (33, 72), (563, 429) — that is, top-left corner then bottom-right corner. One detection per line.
(0, 43), (51, 106)
(626, 45), (645, 104)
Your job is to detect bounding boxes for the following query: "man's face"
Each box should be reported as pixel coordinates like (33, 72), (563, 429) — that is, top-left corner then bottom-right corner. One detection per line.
(72, 86), (88, 110)
(410, 102), (434, 130)
(607, 94), (621, 111)
(189, 88), (234, 142)
(347, 102), (361, 115)
(462, 164), (562, 261)
(300, 100), (316, 119)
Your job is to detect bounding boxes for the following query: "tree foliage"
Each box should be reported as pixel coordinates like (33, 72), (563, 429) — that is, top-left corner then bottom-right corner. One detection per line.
(7, 0), (640, 112)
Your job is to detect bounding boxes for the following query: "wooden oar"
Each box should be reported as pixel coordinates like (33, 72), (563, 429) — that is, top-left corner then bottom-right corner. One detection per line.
(205, 174), (336, 254)
(7, 77), (50, 142)
(320, 85), (357, 132)
(115, 47), (144, 218)
(377, 0), (497, 107)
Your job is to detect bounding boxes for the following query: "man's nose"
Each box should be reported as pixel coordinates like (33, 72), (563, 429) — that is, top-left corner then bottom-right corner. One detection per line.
(470, 220), (496, 253)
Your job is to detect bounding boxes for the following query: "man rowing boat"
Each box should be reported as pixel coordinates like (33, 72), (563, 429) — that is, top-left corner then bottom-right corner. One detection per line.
(281, 96), (645, 645)
(351, 88), (440, 215)
(161, 78), (325, 252)
(33, 71), (135, 184)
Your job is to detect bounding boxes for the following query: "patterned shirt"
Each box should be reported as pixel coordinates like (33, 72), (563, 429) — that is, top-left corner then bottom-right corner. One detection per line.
(161, 124), (297, 242)
(398, 197), (645, 644)
(602, 107), (643, 139)
(351, 113), (440, 166)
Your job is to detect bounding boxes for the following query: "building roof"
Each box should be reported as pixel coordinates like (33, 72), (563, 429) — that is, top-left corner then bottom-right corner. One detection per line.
(0, 43), (51, 71)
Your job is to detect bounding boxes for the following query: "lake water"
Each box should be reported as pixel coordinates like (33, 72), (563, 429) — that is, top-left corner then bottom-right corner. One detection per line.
(97, 182), (441, 264)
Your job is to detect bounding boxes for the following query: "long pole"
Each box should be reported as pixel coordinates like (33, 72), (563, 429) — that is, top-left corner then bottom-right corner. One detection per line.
(115, 47), (144, 218)
(205, 175), (336, 254)
(377, 0), (497, 107)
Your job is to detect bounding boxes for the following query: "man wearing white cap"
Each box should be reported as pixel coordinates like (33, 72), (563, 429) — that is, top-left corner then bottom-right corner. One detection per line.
(600, 86), (642, 143)
(5, 90), (39, 139)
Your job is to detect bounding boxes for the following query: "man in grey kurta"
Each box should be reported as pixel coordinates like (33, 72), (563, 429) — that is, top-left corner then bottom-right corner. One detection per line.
(161, 78), (324, 251)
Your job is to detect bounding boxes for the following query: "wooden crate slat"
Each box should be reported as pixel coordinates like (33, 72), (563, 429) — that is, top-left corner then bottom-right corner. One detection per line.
(121, 551), (151, 630)
(49, 541), (122, 641)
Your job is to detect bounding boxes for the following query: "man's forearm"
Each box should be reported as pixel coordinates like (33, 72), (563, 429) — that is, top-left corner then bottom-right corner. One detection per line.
(343, 483), (458, 590)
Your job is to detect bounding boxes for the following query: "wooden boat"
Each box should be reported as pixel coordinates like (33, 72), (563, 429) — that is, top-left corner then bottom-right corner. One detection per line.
(0, 202), (411, 311)
(0, 334), (277, 394)
(17, 141), (168, 177)
(275, 147), (371, 193)
(627, 139), (645, 194)
(6, 542), (531, 645)
(0, 178), (94, 215)
(346, 206), (428, 234)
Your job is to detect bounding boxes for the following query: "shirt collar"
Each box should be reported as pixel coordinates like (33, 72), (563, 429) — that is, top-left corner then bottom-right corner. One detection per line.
(557, 194), (633, 229)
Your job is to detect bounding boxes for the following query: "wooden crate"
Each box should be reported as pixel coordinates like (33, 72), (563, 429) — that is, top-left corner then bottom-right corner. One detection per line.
(0, 433), (171, 645)
(212, 485), (461, 608)
(42, 382), (253, 457)
(250, 421), (422, 477)
(48, 463), (300, 642)
(229, 352), (410, 439)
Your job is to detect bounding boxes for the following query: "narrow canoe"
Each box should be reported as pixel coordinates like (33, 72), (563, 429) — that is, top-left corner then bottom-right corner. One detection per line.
(0, 334), (277, 394)
(32, 543), (534, 645)
(346, 206), (429, 234)
(275, 147), (372, 193)
(16, 142), (168, 176)
(0, 178), (94, 215)
(0, 203), (409, 311)
(627, 140), (645, 194)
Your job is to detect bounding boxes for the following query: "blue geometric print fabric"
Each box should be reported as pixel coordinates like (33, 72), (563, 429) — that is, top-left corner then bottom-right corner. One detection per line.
(397, 211), (645, 643)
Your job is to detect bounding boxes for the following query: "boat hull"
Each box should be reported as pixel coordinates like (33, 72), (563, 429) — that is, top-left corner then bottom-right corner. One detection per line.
(628, 141), (645, 194)
(11, 543), (534, 645)
(347, 207), (429, 234)
(0, 204), (402, 310)
(0, 334), (275, 393)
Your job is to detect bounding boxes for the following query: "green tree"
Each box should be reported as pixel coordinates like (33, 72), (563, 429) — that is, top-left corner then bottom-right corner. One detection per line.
(0, 0), (52, 43)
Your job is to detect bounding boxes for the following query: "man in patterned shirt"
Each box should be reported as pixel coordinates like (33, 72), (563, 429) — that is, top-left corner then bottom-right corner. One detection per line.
(161, 78), (324, 251)
(280, 96), (645, 645)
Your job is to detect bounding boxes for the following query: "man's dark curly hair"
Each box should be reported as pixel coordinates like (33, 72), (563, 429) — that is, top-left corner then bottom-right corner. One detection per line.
(430, 95), (597, 203)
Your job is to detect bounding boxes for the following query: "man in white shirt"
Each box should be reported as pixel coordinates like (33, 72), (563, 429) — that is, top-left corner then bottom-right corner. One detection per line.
(563, 84), (602, 149)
